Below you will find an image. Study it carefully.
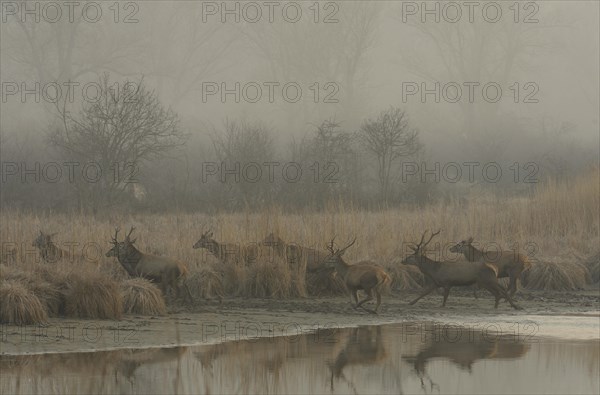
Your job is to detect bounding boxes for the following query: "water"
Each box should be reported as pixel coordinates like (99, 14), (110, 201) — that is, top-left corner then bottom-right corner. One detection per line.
(1, 322), (598, 394)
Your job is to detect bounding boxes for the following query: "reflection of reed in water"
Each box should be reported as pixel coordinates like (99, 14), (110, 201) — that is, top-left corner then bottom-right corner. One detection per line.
(192, 329), (346, 393)
(402, 332), (531, 392)
(0, 347), (188, 394)
(2, 324), (597, 395)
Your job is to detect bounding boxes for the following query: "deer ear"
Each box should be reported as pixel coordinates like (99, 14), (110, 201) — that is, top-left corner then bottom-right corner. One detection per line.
(208, 232), (213, 238)
(409, 245), (417, 251)
(467, 237), (474, 244)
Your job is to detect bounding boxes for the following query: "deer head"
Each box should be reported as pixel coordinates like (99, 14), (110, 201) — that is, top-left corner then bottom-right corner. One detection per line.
(193, 230), (214, 249)
(261, 232), (284, 247)
(401, 230), (441, 266)
(449, 236), (474, 254)
(324, 237), (356, 267)
(105, 226), (137, 258)
(32, 231), (57, 248)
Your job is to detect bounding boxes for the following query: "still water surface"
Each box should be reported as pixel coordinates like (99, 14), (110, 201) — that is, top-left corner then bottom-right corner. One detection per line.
(1, 322), (598, 394)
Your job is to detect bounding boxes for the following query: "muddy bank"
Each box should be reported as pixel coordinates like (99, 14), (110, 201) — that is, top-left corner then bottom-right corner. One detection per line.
(1, 289), (598, 356)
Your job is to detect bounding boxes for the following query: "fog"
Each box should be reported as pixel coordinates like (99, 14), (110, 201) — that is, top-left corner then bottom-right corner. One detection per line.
(1, 1), (598, 211)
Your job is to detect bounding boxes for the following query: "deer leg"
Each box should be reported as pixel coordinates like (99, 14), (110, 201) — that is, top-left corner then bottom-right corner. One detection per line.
(409, 284), (437, 305)
(508, 272), (518, 297)
(373, 289), (382, 313)
(356, 289), (376, 314)
(183, 282), (194, 304)
(441, 287), (451, 307)
(351, 290), (359, 308)
(502, 286), (523, 310)
(485, 281), (522, 310)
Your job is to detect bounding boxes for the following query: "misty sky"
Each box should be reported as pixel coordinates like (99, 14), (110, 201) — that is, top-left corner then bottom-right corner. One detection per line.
(1, 1), (598, 157)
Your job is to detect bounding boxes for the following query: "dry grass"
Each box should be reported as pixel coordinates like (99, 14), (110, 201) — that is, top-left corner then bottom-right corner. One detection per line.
(0, 264), (63, 315)
(0, 280), (48, 325)
(306, 268), (347, 296)
(522, 260), (591, 291)
(63, 270), (123, 319)
(121, 278), (167, 315)
(249, 257), (294, 298)
(384, 262), (425, 291)
(184, 267), (225, 302)
(0, 167), (597, 299)
(585, 252), (600, 284)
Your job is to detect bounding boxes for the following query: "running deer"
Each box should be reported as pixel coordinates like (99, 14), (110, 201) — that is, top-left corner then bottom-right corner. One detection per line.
(450, 237), (531, 297)
(32, 231), (79, 263)
(261, 232), (330, 271)
(106, 227), (193, 302)
(401, 230), (522, 310)
(193, 230), (258, 265)
(324, 237), (391, 314)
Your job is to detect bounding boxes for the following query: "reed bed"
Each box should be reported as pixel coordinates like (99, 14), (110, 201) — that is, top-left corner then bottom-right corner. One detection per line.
(0, 167), (597, 319)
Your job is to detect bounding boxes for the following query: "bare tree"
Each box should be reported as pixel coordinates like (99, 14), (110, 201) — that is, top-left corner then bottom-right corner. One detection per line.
(358, 107), (420, 202)
(286, 120), (360, 208)
(209, 120), (276, 209)
(48, 74), (186, 211)
(392, 2), (566, 160)
(242, 2), (382, 130)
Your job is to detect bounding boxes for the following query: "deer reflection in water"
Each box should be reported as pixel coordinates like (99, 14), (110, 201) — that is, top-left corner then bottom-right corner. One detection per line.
(403, 330), (531, 393)
(328, 326), (388, 393)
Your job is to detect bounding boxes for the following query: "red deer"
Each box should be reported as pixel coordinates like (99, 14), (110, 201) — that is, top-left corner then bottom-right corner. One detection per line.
(106, 227), (192, 303)
(32, 231), (80, 263)
(402, 230), (522, 310)
(193, 230), (257, 265)
(450, 237), (532, 297)
(324, 237), (391, 314)
(261, 232), (330, 272)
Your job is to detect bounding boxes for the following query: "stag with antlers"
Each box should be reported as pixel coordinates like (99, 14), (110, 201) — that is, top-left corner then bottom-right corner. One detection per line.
(106, 227), (193, 303)
(324, 237), (391, 314)
(402, 230), (522, 310)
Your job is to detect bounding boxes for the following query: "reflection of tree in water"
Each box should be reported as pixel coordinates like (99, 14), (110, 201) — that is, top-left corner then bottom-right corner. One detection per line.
(402, 332), (531, 393)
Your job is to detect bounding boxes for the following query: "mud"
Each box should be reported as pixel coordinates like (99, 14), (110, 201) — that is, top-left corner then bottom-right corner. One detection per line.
(2, 288), (598, 356)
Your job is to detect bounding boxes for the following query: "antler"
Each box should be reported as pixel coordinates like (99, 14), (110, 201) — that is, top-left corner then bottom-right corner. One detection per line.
(126, 226), (136, 240)
(414, 229), (441, 252)
(326, 236), (337, 254)
(111, 227), (120, 244)
(338, 237), (356, 256)
(423, 229), (441, 249)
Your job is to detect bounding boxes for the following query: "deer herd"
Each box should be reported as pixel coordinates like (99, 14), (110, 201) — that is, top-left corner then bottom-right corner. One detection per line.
(29, 227), (531, 313)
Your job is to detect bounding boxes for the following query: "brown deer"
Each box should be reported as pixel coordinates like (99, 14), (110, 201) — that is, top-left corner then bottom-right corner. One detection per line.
(193, 230), (257, 265)
(324, 237), (391, 314)
(329, 326), (388, 392)
(402, 230), (522, 310)
(32, 231), (79, 263)
(106, 227), (193, 303)
(261, 232), (330, 272)
(450, 237), (531, 297)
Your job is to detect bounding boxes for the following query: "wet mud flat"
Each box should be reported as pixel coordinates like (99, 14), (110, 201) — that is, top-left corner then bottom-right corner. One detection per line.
(1, 291), (599, 394)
